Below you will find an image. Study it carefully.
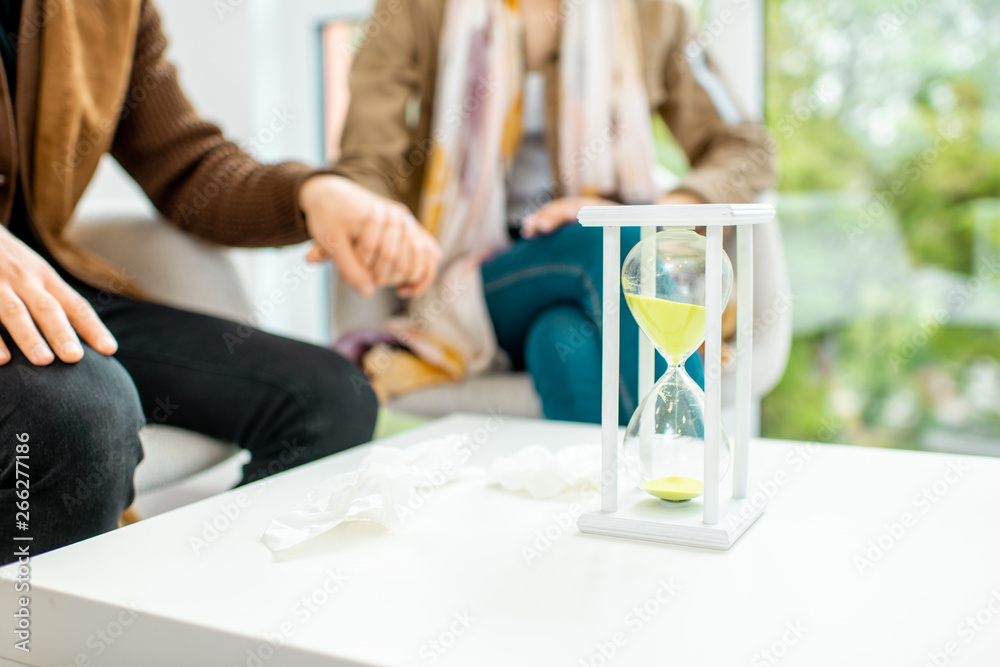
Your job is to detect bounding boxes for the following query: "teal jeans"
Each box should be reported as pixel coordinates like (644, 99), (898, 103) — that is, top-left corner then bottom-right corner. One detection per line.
(482, 224), (705, 425)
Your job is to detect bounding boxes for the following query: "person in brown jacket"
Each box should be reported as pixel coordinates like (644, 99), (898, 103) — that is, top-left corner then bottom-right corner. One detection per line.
(333, 0), (774, 422)
(0, 0), (441, 565)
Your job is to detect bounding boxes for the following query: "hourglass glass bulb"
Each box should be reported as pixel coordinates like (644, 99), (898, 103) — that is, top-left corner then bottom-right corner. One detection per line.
(620, 229), (733, 502)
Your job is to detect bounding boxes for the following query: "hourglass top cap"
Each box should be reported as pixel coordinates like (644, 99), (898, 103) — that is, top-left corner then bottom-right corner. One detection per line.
(577, 203), (775, 227)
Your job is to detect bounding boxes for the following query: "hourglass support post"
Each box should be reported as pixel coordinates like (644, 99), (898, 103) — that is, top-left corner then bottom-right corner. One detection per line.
(734, 224), (754, 499)
(601, 225), (621, 513)
(638, 226), (655, 399)
(703, 225), (723, 526)
(638, 226), (655, 461)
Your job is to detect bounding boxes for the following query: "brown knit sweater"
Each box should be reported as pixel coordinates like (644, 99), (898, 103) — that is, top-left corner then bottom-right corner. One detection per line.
(0, 0), (316, 297)
(108, 2), (315, 248)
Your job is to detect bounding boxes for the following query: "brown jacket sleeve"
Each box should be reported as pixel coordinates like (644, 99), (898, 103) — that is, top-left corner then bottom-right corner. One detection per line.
(332, 0), (426, 210)
(110, 1), (315, 247)
(656, 1), (775, 204)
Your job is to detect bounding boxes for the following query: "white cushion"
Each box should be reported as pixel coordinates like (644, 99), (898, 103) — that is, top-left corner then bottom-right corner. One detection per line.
(390, 372), (542, 419)
(135, 424), (241, 495)
(69, 217), (252, 321)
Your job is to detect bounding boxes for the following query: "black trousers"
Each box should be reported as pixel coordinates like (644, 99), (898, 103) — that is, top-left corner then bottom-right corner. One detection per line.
(0, 273), (378, 565)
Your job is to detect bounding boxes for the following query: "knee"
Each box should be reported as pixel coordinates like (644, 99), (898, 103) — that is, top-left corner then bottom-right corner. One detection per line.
(237, 344), (379, 483)
(293, 347), (379, 449)
(551, 221), (607, 278)
(525, 305), (600, 369)
(548, 224), (609, 312)
(525, 306), (603, 423)
(11, 351), (144, 512)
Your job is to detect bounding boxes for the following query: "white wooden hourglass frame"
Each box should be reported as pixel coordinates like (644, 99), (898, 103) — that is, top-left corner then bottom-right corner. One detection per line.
(576, 204), (776, 550)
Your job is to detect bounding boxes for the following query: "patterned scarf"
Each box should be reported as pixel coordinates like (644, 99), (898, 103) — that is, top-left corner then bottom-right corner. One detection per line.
(421, 0), (656, 257)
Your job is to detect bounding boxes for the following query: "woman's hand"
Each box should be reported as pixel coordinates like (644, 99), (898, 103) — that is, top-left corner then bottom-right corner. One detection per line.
(656, 190), (704, 206)
(300, 175), (441, 298)
(521, 196), (618, 239)
(0, 227), (118, 366)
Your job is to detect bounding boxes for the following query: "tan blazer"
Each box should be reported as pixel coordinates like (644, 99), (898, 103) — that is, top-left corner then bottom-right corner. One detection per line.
(334, 0), (776, 216)
(0, 0), (315, 296)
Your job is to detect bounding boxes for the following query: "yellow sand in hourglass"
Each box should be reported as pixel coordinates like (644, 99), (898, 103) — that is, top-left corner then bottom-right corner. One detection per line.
(640, 475), (704, 502)
(625, 294), (707, 502)
(624, 295), (705, 363)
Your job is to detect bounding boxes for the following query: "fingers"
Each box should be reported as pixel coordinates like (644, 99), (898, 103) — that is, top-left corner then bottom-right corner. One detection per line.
(522, 200), (576, 238)
(0, 287), (55, 365)
(388, 210), (417, 286)
(399, 231), (441, 298)
(397, 238), (425, 299)
(355, 201), (388, 268)
(23, 286), (85, 363)
(303, 198), (392, 297)
(325, 231), (376, 297)
(389, 212), (427, 288)
(300, 181), (438, 298)
(366, 205), (435, 291)
(372, 210), (404, 286)
(0, 228), (115, 365)
(48, 278), (117, 356)
(389, 213), (441, 298)
(306, 243), (329, 264)
(523, 197), (619, 239)
(391, 248), (415, 288)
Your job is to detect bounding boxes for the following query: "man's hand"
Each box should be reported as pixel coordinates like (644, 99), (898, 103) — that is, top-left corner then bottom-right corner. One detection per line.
(521, 196), (619, 238)
(0, 226), (117, 366)
(299, 175), (441, 298)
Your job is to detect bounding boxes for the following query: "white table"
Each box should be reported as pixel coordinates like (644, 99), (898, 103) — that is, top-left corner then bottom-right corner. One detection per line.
(2, 414), (999, 666)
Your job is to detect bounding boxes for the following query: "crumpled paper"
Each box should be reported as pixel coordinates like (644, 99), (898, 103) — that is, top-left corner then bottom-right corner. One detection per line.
(489, 444), (603, 498)
(263, 436), (476, 551)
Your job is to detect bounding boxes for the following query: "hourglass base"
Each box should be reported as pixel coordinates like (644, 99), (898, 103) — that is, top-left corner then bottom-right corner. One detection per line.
(577, 480), (765, 550)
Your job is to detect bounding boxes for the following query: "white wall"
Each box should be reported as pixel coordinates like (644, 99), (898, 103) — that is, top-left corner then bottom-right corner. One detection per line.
(77, 0), (373, 344)
(707, 0), (764, 118)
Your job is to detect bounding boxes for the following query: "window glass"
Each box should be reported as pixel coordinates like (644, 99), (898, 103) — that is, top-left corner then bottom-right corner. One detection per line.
(762, 0), (1000, 453)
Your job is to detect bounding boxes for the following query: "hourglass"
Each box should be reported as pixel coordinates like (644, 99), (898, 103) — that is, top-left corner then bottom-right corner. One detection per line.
(576, 204), (775, 550)
(621, 228), (733, 504)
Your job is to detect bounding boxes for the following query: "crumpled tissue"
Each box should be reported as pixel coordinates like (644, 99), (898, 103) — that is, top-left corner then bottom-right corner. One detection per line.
(263, 435), (475, 551)
(489, 444), (603, 499)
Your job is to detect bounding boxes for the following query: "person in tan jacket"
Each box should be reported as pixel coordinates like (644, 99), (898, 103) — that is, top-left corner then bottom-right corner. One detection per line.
(333, 0), (774, 422)
(0, 0), (441, 565)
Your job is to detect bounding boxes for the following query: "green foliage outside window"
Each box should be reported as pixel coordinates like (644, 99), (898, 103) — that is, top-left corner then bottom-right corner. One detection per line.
(760, 0), (1000, 451)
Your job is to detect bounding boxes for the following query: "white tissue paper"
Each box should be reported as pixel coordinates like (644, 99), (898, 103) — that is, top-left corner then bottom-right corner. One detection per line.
(263, 435), (475, 551)
(489, 444), (603, 498)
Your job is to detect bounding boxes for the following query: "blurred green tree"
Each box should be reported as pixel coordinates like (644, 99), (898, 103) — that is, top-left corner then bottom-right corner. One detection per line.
(760, 0), (1000, 450)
